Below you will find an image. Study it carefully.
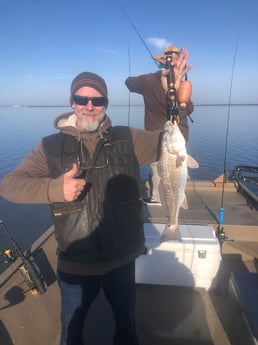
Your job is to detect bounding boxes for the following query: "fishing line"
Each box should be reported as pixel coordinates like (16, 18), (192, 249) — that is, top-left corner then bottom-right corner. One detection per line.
(127, 42), (131, 126)
(116, 0), (159, 68)
(218, 34), (240, 239)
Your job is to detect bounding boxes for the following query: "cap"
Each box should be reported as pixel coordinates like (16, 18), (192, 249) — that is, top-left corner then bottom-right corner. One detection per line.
(153, 45), (179, 65)
(70, 72), (108, 105)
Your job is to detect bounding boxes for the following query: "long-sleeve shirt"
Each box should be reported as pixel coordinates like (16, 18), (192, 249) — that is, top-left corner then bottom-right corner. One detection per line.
(125, 70), (194, 142)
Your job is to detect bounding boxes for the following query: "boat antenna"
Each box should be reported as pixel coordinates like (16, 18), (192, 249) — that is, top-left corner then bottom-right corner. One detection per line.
(127, 42), (131, 126)
(217, 34), (240, 245)
(116, 1), (159, 67)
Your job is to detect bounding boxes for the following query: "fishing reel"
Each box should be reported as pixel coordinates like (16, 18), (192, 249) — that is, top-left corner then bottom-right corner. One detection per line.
(216, 227), (227, 247)
(0, 248), (16, 263)
(0, 219), (46, 294)
(0, 246), (45, 293)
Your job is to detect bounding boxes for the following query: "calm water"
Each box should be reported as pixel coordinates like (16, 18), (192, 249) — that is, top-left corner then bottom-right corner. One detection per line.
(0, 105), (257, 271)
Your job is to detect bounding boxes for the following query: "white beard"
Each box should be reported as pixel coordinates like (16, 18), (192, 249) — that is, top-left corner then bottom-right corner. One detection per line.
(76, 110), (105, 132)
(78, 118), (100, 131)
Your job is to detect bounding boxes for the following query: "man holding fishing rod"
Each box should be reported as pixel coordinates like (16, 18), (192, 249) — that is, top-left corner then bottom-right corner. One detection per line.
(0, 48), (191, 345)
(126, 45), (194, 204)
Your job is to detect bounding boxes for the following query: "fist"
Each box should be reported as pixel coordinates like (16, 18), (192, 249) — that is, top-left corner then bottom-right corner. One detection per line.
(63, 163), (86, 202)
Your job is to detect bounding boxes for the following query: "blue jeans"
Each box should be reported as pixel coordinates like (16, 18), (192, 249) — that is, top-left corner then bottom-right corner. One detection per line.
(57, 261), (139, 345)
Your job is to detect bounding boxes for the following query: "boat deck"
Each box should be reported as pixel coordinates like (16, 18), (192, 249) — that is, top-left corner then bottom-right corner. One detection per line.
(0, 179), (258, 345)
(146, 179), (258, 226)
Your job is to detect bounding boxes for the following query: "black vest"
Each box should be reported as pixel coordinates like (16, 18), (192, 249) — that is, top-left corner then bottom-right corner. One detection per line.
(42, 126), (145, 264)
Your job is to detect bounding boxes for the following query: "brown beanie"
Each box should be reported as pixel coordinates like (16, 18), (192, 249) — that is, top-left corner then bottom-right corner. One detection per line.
(70, 72), (108, 105)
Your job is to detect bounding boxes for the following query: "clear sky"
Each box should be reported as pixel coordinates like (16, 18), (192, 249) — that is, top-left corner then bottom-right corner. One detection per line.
(0, 0), (257, 106)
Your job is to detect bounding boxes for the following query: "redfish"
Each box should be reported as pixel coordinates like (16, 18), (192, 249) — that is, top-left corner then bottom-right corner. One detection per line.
(158, 120), (199, 241)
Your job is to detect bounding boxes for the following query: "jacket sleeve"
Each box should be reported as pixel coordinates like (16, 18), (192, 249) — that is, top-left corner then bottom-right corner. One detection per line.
(125, 75), (145, 94)
(0, 142), (65, 204)
(186, 100), (194, 116)
(130, 128), (162, 165)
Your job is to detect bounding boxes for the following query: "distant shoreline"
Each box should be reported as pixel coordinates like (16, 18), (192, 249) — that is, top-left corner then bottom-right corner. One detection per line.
(0, 103), (258, 108)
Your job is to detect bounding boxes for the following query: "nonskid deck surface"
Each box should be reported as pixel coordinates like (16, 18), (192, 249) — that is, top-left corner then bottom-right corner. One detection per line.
(0, 180), (258, 345)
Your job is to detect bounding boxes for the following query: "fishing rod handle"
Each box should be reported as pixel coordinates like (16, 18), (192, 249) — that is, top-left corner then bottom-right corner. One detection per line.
(165, 53), (178, 122)
(22, 256), (47, 294)
(165, 55), (176, 100)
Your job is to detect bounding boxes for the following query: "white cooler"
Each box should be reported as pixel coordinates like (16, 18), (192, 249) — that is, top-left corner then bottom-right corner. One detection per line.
(136, 223), (221, 290)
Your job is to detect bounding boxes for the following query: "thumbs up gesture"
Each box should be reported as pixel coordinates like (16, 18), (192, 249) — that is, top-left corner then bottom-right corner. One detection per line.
(63, 163), (86, 202)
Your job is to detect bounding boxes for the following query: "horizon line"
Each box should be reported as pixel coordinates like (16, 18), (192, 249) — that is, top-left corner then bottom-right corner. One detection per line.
(1, 103), (258, 108)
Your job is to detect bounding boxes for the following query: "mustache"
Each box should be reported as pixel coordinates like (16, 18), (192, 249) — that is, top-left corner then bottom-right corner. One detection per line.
(78, 110), (103, 116)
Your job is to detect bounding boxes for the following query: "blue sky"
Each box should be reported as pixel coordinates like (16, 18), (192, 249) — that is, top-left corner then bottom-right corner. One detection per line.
(0, 0), (257, 106)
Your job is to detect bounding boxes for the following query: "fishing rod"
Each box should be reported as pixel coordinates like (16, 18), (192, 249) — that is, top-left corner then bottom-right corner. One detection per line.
(216, 35), (240, 246)
(0, 219), (46, 294)
(127, 42), (131, 126)
(117, 0), (193, 124)
(116, 0), (159, 68)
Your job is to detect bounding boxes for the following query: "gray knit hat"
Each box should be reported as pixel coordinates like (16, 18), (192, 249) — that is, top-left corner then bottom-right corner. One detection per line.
(70, 72), (108, 105)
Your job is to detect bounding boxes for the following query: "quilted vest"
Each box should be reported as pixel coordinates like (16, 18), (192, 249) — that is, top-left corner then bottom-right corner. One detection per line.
(42, 126), (145, 264)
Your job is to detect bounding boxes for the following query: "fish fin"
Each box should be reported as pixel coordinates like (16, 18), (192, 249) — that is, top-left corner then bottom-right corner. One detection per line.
(160, 224), (180, 242)
(181, 194), (188, 209)
(187, 154), (199, 169)
(176, 154), (186, 168)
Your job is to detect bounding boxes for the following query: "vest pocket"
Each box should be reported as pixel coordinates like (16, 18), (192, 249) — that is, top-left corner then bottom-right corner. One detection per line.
(51, 201), (83, 217)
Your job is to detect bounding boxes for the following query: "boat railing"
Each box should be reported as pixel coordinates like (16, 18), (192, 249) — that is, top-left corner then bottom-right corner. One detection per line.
(231, 165), (258, 181)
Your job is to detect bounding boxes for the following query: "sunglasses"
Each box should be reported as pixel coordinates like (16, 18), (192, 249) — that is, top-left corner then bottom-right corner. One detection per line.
(73, 95), (107, 107)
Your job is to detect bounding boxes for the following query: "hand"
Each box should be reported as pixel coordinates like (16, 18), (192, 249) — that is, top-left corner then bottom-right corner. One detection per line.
(161, 46), (192, 92)
(63, 163), (86, 202)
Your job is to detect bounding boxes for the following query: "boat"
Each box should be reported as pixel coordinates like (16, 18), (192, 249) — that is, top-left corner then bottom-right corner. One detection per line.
(1, 170), (258, 345)
(231, 165), (258, 210)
